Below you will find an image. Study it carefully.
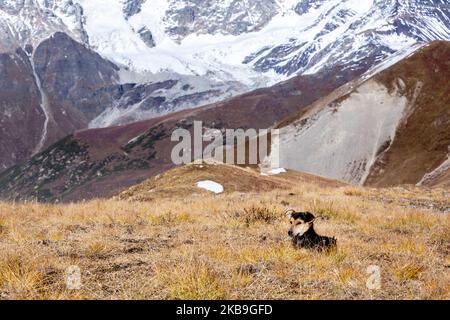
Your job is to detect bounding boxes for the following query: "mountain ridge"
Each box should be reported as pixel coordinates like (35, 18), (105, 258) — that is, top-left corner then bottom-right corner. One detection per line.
(1, 41), (448, 202)
(271, 41), (450, 187)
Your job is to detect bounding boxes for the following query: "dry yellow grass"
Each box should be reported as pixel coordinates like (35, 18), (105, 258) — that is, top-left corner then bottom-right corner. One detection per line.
(0, 181), (448, 300)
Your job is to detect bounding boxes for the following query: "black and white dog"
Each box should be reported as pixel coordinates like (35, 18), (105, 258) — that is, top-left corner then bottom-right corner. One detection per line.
(286, 210), (337, 251)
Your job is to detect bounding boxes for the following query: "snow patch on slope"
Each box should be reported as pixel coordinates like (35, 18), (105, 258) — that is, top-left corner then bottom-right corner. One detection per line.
(418, 151), (450, 186)
(261, 168), (287, 176)
(197, 181), (224, 194)
(28, 51), (53, 154)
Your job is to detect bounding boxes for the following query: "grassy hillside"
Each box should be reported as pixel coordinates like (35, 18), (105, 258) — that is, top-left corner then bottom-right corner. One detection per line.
(0, 167), (448, 299)
(117, 162), (346, 201)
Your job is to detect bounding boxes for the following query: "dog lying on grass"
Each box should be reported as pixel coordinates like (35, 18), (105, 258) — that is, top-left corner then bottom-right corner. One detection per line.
(286, 209), (337, 251)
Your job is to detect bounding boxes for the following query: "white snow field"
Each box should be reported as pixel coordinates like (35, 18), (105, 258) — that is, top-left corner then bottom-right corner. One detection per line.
(4, 0), (445, 85)
(261, 168), (288, 176)
(73, 0), (415, 83)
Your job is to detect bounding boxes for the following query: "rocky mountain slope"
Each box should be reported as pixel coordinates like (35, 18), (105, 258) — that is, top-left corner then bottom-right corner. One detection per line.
(2, 41), (448, 202)
(0, 62), (363, 202)
(0, 31), (119, 170)
(271, 41), (450, 187)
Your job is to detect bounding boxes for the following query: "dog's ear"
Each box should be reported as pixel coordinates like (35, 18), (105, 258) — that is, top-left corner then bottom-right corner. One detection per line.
(304, 212), (316, 223)
(285, 209), (295, 218)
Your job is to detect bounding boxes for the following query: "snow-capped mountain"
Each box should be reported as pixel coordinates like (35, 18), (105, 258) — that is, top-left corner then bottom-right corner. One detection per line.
(0, 0), (449, 170)
(3, 0), (450, 81)
(48, 0), (450, 126)
(0, 0), (87, 50)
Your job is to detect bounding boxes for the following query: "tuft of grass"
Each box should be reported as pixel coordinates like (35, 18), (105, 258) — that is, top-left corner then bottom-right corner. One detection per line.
(223, 205), (280, 226)
(85, 242), (110, 259)
(235, 244), (305, 265)
(147, 212), (192, 226)
(157, 259), (226, 300)
(0, 217), (8, 237)
(242, 206), (279, 225)
(307, 199), (336, 216)
(0, 253), (45, 295)
(327, 250), (348, 263)
(307, 199), (360, 223)
(334, 266), (359, 286)
(343, 187), (364, 197)
(395, 262), (425, 281)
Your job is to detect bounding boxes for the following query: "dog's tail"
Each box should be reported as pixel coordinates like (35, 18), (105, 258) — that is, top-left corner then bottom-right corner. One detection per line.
(331, 237), (337, 246)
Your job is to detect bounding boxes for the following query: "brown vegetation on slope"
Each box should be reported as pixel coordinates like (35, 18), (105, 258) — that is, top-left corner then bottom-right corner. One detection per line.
(365, 41), (450, 187)
(0, 66), (364, 202)
(117, 162), (346, 201)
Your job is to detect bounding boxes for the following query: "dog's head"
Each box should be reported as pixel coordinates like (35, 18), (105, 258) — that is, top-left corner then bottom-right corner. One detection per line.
(286, 210), (316, 237)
